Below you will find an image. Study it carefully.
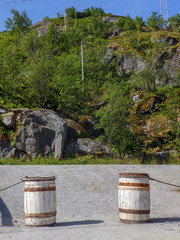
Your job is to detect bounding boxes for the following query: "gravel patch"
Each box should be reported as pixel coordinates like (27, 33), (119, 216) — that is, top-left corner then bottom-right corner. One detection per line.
(0, 165), (180, 239)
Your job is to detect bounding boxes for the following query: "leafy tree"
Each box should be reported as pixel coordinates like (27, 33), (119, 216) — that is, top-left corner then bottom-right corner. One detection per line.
(43, 16), (50, 21)
(21, 31), (42, 60)
(65, 7), (77, 18)
(51, 51), (83, 117)
(71, 19), (89, 42)
(124, 15), (136, 31)
(83, 8), (91, 17)
(167, 14), (180, 30)
(24, 56), (56, 108)
(147, 12), (165, 30)
(90, 15), (112, 38)
(116, 15), (136, 31)
(115, 16), (126, 29)
(90, 7), (104, 16)
(96, 81), (142, 155)
(57, 12), (60, 19)
(134, 16), (146, 31)
(0, 36), (26, 106)
(5, 9), (32, 35)
(45, 23), (60, 54)
(168, 13), (180, 24)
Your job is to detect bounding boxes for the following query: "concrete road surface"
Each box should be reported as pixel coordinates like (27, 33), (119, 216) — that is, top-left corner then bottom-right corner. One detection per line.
(0, 165), (180, 240)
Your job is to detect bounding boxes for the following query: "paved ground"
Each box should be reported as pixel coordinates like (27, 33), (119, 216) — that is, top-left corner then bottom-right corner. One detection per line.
(0, 165), (180, 240)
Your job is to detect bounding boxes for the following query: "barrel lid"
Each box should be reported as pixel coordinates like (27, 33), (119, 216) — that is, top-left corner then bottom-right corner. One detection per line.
(22, 176), (56, 181)
(119, 172), (149, 178)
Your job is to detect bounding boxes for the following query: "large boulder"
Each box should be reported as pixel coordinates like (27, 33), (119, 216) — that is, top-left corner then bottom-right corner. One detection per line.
(65, 138), (113, 156)
(2, 112), (16, 128)
(65, 119), (86, 141)
(78, 115), (100, 138)
(15, 109), (67, 159)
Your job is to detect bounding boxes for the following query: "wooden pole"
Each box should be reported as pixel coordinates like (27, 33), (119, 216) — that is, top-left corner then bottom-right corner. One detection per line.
(81, 40), (84, 92)
(64, 11), (67, 34)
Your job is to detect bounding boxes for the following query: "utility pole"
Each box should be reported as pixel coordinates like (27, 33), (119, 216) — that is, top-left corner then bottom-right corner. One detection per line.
(64, 11), (67, 34)
(81, 41), (84, 93)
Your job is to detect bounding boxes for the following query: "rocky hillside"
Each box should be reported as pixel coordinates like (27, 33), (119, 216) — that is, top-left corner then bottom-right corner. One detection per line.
(0, 9), (179, 161)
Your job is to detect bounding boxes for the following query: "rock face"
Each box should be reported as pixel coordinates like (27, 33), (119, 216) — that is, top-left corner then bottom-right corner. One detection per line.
(153, 37), (178, 46)
(102, 16), (119, 23)
(66, 138), (113, 156)
(0, 136), (11, 158)
(15, 109), (67, 159)
(117, 54), (146, 74)
(104, 48), (116, 63)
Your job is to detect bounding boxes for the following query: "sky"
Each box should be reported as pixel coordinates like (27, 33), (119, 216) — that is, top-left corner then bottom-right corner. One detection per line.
(0, 0), (179, 32)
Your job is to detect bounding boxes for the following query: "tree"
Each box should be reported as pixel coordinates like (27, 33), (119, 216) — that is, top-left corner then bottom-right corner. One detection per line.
(5, 9), (32, 35)
(24, 56), (56, 108)
(115, 16), (126, 29)
(167, 14), (180, 30)
(90, 7), (104, 16)
(83, 8), (91, 17)
(21, 31), (42, 60)
(124, 15), (136, 31)
(168, 13), (180, 24)
(147, 12), (165, 30)
(135, 16), (145, 31)
(65, 7), (77, 18)
(51, 52), (83, 117)
(45, 23), (60, 54)
(116, 15), (136, 31)
(90, 15), (112, 38)
(96, 81), (142, 155)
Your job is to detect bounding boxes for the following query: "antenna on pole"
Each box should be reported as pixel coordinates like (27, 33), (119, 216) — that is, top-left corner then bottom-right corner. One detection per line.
(81, 40), (84, 93)
(64, 10), (67, 34)
(160, 0), (168, 20)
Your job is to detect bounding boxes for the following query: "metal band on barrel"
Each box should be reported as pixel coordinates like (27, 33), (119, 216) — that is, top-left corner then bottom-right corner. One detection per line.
(24, 211), (57, 218)
(118, 183), (149, 187)
(119, 208), (150, 214)
(24, 187), (56, 192)
(119, 173), (149, 178)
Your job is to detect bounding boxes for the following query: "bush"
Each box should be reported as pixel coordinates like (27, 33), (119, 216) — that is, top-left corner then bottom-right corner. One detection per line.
(96, 81), (143, 156)
(147, 12), (165, 30)
(65, 7), (77, 18)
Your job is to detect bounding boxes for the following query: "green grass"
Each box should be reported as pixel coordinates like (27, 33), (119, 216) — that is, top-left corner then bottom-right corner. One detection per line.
(0, 153), (179, 165)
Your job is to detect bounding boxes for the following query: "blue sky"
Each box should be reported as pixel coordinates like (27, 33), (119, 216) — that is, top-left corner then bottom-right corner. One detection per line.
(0, 0), (179, 31)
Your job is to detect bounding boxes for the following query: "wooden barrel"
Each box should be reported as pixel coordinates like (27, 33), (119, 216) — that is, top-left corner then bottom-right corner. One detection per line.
(23, 176), (56, 226)
(118, 173), (150, 223)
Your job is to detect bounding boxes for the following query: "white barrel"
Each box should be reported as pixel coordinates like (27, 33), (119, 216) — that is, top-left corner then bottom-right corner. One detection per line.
(23, 176), (56, 226)
(118, 173), (150, 223)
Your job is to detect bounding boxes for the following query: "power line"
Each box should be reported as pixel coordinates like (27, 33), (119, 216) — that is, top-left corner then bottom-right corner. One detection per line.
(0, 0), (32, 5)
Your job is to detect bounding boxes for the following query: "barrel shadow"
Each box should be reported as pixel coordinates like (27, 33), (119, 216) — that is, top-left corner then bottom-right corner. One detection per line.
(150, 218), (180, 223)
(55, 220), (104, 227)
(0, 197), (13, 226)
